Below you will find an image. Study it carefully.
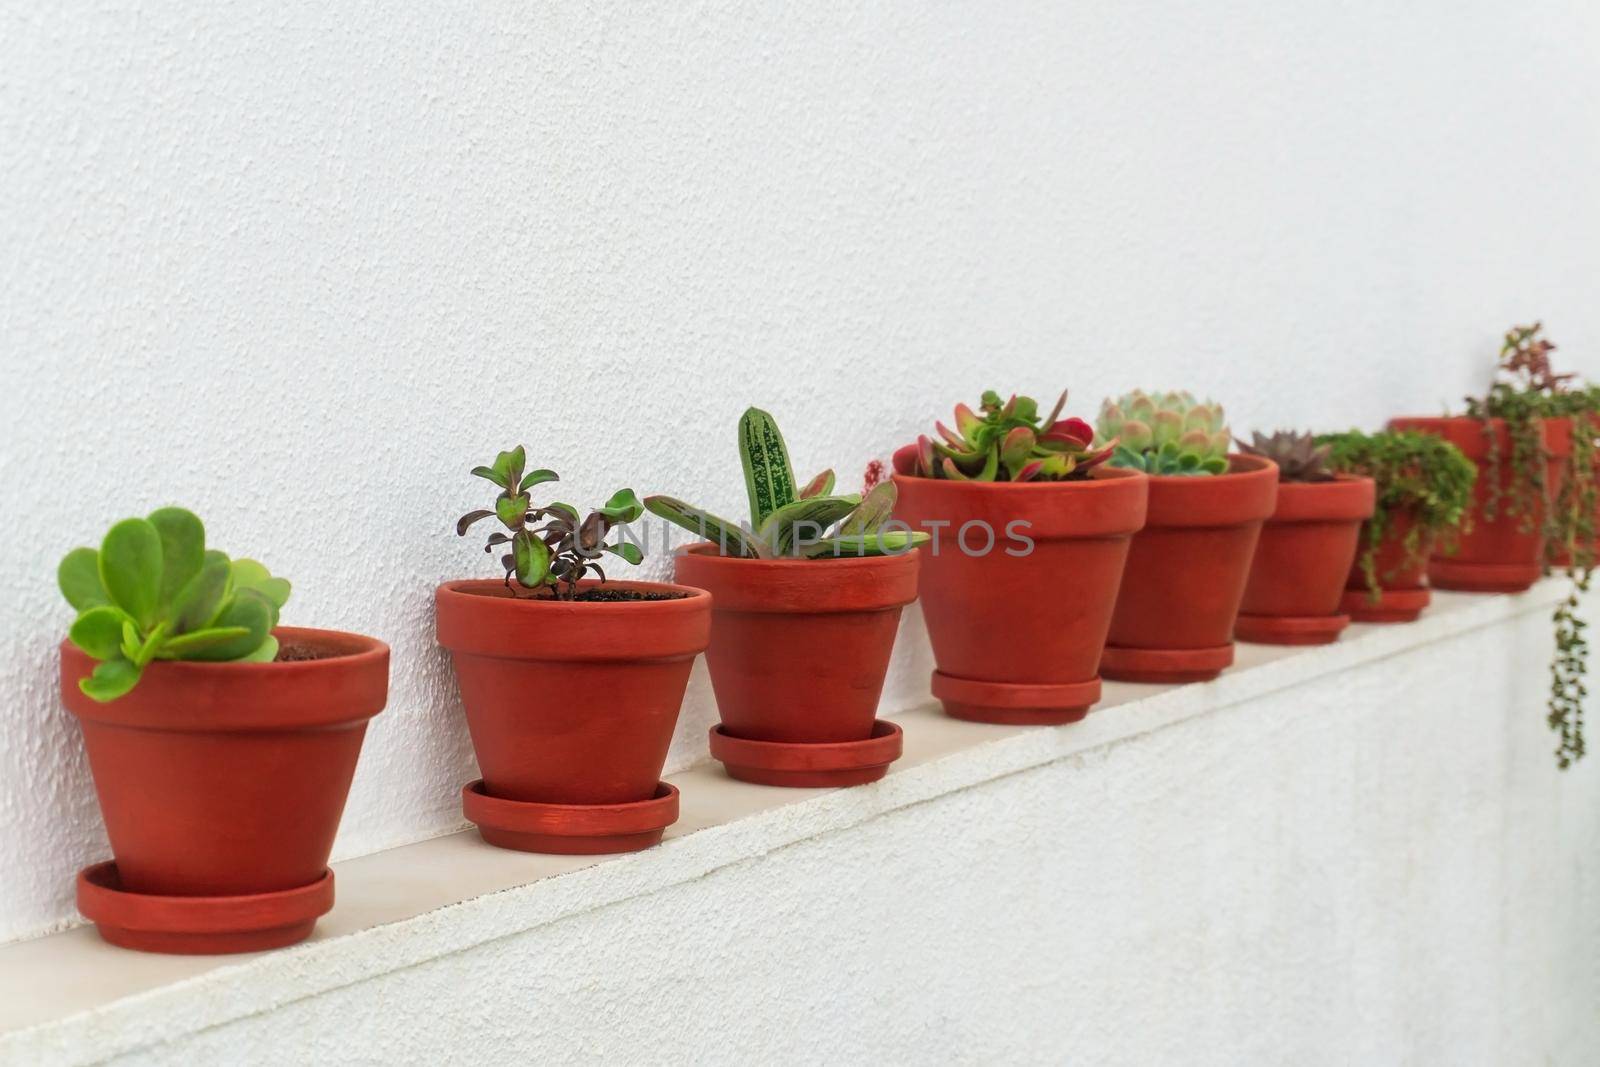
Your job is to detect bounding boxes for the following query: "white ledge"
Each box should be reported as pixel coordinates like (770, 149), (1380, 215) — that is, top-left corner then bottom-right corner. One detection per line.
(0, 582), (1572, 1066)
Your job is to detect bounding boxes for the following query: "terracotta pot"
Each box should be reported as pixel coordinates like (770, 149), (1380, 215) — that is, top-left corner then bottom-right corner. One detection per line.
(1235, 474), (1375, 645)
(892, 465), (1148, 724)
(1386, 416), (1570, 592)
(1101, 455), (1279, 683)
(672, 545), (918, 786)
(60, 626), (389, 953)
(435, 579), (710, 853)
(1340, 510), (1435, 623)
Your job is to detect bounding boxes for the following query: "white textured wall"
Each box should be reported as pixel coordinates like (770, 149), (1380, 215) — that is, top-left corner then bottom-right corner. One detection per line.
(4, 1), (1600, 941)
(106, 612), (1600, 1065)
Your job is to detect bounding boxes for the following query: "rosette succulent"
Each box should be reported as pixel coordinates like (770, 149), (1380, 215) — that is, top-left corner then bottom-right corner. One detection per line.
(59, 508), (291, 701)
(1236, 430), (1335, 483)
(1098, 390), (1230, 476)
(647, 408), (928, 558)
(891, 390), (1116, 482)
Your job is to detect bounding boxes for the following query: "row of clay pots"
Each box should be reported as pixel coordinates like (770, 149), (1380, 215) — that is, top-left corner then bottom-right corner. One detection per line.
(61, 415), (1563, 956)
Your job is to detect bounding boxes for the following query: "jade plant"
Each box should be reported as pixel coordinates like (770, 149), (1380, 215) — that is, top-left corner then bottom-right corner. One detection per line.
(1098, 390), (1231, 476)
(647, 408), (928, 558)
(1236, 430), (1335, 482)
(891, 389), (1116, 481)
(1463, 323), (1599, 769)
(1317, 429), (1476, 598)
(59, 508), (290, 701)
(456, 447), (645, 598)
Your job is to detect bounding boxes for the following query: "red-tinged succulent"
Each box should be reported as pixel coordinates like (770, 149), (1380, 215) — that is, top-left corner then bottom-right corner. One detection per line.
(892, 390), (1116, 482)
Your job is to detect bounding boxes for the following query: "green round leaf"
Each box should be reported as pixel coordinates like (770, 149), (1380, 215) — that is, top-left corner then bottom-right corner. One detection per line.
(179, 593), (271, 661)
(79, 657), (142, 702)
(172, 556), (232, 633)
(597, 488), (644, 523)
(512, 529), (551, 588)
(58, 547), (108, 610)
(147, 507), (205, 614)
(98, 518), (164, 629)
(603, 542), (644, 566)
(69, 606), (130, 660)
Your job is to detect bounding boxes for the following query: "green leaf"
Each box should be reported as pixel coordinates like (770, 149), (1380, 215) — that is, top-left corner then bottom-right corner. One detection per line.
(644, 495), (764, 558)
(801, 531), (930, 558)
(798, 470), (836, 499)
(519, 468), (559, 492)
(239, 635), (280, 663)
(470, 465), (507, 488)
(230, 558), (291, 609)
(838, 482), (898, 537)
(603, 542), (644, 566)
(492, 446), (526, 489)
(596, 488), (644, 523)
(79, 657), (142, 702)
(69, 606), (130, 660)
(120, 619), (141, 660)
(496, 493), (531, 529)
(457, 509), (495, 535)
(170, 556), (232, 632)
(160, 625), (254, 657)
(739, 407), (797, 527)
(512, 529), (551, 587)
(146, 507), (205, 615)
(180, 593), (272, 661)
(98, 518), (164, 629)
(545, 502), (580, 524)
(58, 548), (108, 610)
(758, 494), (863, 555)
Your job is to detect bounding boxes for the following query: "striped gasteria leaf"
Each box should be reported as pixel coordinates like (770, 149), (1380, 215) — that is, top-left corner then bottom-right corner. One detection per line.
(740, 407), (798, 527)
(643, 496), (768, 559)
(758, 494), (863, 555)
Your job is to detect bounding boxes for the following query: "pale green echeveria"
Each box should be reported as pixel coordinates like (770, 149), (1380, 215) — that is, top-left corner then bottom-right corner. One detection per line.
(1097, 390), (1232, 476)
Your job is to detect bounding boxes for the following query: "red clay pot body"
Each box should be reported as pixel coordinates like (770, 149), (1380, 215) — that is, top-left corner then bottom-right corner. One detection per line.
(672, 545), (918, 786)
(1386, 417), (1570, 592)
(1236, 475), (1375, 645)
(1101, 455), (1279, 682)
(1340, 510), (1436, 623)
(892, 466), (1149, 724)
(435, 579), (710, 852)
(61, 627), (390, 953)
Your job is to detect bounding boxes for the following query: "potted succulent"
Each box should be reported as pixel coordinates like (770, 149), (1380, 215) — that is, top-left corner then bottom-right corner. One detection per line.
(57, 508), (389, 954)
(1317, 429), (1477, 624)
(1231, 431), (1376, 645)
(1391, 323), (1596, 768)
(891, 390), (1146, 725)
(436, 448), (710, 853)
(1096, 391), (1278, 682)
(645, 409), (926, 787)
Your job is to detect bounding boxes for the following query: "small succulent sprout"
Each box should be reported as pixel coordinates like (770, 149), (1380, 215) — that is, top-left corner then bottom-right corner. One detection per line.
(1098, 390), (1231, 476)
(1235, 430), (1335, 483)
(645, 407), (930, 560)
(891, 389), (1116, 482)
(457, 447), (645, 599)
(58, 508), (290, 702)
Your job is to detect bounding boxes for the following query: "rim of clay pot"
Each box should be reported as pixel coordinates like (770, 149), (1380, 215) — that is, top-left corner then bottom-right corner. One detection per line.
(76, 861), (334, 955)
(673, 543), (919, 614)
(1269, 473), (1376, 522)
(1387, 415), (1572, 459)
(1143, 454), (1280, 527)
(891, 464), (1149, 538)
(436, 578), (711, 661)
(60, 626), (390, 732)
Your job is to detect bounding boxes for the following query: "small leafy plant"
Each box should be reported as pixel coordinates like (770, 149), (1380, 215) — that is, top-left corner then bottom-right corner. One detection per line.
(1236, 430), (1335, 483)
(1462, 323), (1599, 769)
(892, 390), (1115, 482)
(647, 408), (928, 558)
(456, 447), (645, 598)
(1318, 429), (1476, 598)
(59, 508), (290, 702)
(1098, 390), (1231, 476)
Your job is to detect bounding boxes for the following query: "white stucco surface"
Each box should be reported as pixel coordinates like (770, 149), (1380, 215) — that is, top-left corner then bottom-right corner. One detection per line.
(4, 0), (1600, 945)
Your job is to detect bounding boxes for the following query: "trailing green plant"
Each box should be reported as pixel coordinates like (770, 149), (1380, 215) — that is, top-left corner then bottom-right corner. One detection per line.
(1463, 322), (1600, 769)
(891, 390), (1116, 481)
(1098, 390), (1231, 476)
(647, 408), (929, 558)
(456, 447), (645, 599)
(1235, 430), (1335, 483)
(58, 508), (290, 702)
(1317, 429), (1476, 600)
